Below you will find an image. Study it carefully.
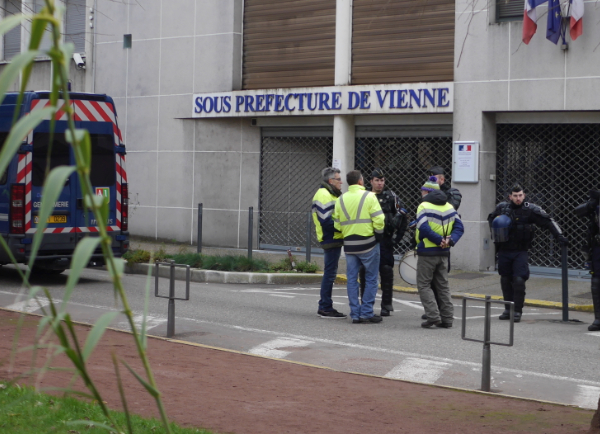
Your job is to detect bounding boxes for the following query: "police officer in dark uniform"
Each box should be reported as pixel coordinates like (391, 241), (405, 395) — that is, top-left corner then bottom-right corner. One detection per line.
(488, 184), (568, 322)
(359, 169), (408, 316)
(575, 189), (600, 331)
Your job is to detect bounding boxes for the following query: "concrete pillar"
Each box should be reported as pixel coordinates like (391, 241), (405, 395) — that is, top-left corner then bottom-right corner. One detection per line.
(333, 0), (354, 188)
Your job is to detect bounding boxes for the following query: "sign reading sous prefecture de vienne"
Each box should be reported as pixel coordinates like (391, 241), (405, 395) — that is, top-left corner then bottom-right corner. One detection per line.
(192, 83), (453, 118)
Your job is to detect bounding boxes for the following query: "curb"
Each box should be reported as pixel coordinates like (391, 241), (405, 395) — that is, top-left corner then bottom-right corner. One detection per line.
(125, 263), (323, 285)
(333, 274), (594, 313)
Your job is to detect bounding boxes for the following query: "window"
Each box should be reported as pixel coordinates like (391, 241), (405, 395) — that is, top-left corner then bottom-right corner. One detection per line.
(89, 134), (116, 186)
(65, 0), (86, 53)
(497, 0), (523, 21)
(32, 133), (71, 187)
(3, 0), (21, 60)
(32, 133), (115, 187)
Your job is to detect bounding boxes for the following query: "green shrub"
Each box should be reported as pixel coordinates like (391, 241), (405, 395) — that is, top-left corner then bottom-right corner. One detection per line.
(296, 261), (319, 273)
(125, 250), (317, 273)
(123, 249), (152, 263)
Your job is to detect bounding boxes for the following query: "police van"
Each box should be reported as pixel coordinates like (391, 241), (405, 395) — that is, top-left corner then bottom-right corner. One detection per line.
(0, 91), (129, 274)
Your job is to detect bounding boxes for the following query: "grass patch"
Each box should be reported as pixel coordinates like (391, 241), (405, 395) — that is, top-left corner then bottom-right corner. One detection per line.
(124, 250), (320, 273)
(0, 383), (214, 434)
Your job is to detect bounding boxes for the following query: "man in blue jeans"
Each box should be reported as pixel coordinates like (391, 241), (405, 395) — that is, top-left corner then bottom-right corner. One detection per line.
(333, 170), (385, 323)
(312, 167), (346, 318)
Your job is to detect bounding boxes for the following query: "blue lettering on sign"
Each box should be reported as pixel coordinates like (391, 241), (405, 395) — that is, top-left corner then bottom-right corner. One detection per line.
(318, 93), (330, 110)
(331, 92), (342, 110)
(360, 91), (371, 109)
(285, 94), (296, 111)
(255, 95), (265, 112)
(348, 92), (360, 110)
(422, 89), (435, 108)
(223, 96), (231, 113)
(265, 94), (275, 111)
(199, 87), (450, 115)
(306, 93), (318, 111)
(408, 89), (421, 108)
(203, 97), (214, 113)
(437, 88), (450, 107)
(297, 93), (305, 111)
(274, 94), (285, 112)
(194, 96), (203, 113)
(375, 90), (387, 108)
(244, 95), (255, 112)
(397, 90), (408, 109)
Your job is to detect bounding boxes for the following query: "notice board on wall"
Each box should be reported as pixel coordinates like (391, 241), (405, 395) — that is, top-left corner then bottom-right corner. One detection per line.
(452, 141), (479, 183)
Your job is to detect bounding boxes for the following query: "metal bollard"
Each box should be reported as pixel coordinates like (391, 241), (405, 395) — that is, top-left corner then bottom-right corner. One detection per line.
(155, 260), (191, 338)
(561, 243), (569, 322)
(197, 203), (203, 254)
(306, 211), (312, 263)
(248, 206), (253, 261)
(462, 295), (514, 392)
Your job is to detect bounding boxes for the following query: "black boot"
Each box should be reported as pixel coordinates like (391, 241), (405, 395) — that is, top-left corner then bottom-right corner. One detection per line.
(358, 266), (366, 302)
(589, 277), (600, 331)
(512, 276), (526, 321)
(380, 265), (394, 316)
(499, 275), (513, 320)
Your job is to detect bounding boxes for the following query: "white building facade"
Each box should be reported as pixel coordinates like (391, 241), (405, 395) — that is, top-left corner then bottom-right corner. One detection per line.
(1, 0), (597, 273)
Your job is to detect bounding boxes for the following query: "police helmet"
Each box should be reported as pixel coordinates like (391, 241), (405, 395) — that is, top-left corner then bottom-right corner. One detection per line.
(492, 214), (512, 243)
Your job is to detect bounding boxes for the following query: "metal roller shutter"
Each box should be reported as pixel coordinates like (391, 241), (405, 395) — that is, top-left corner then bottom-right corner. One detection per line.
(65, 0), (86, 53)
(3, 0), (21, 60)
(243, 0), (336, 90)
(259, 127), (333, 250)
(352, 0), (455, 85)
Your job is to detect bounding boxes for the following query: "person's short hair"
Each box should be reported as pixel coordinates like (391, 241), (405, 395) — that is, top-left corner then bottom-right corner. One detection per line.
(321, 167), (340, 183)
(430, 166), (445, 176)
(346, 170), (363, 186)
(511, 183), (524, 193)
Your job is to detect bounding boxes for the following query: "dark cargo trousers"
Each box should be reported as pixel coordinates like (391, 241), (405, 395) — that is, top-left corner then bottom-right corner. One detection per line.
(417, 255), (454, 323)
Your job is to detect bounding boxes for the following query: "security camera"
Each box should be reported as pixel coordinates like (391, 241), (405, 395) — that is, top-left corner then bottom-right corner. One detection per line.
(72, 53), (86, 70)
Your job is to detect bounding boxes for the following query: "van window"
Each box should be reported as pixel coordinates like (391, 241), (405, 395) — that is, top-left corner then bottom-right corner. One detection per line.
(0, 132), (7, 184)
(32, 133), (71, 187)
(32, 133), (116, 187)
(90, 134), (116, 186)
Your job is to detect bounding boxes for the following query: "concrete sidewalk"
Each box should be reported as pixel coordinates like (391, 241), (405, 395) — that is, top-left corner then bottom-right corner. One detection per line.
(129, 236), (594, 312)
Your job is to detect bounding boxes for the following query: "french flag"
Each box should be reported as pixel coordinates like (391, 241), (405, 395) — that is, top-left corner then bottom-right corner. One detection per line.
(522, 0), (548, 44)
(570, 0), (584, 41)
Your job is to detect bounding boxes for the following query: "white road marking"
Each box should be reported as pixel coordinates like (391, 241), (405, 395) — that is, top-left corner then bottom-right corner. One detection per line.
(269, 294), (295, 298)
(248, 338), (313, 359)
(116, 314), (166, 332)
(6, 298), (51, 313)
(168, 316), (600, 388)
(332, 301), (346, 306)
(573, 385), (600, 409)
(1, 289), (599, 390)
(385, 358), (450, 384)
(585, 332), (600, 337)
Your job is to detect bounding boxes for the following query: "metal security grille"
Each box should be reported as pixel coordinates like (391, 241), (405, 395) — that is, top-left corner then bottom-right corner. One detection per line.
(259, 130), (333, 249)
(496, 124), (600, 270)
(355, 128), (453, 255)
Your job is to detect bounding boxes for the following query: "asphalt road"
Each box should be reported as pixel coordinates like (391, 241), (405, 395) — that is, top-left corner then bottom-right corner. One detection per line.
(1, 265), (600, 410)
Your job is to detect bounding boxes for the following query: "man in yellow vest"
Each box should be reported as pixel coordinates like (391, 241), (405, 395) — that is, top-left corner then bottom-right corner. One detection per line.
(333, 170), (385, 323)
(415, 176), (464, 328)
(312, 167), (346, 318)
